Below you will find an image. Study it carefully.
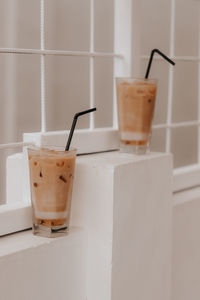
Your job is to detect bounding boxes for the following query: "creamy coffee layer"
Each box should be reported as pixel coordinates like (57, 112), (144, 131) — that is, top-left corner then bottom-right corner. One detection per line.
(34, 210), (68, 220)
(121, 132), (148, 141)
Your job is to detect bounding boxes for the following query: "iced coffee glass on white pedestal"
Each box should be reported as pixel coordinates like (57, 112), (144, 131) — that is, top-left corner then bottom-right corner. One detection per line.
(116, 78), (157, 154)
(28, 146), (76, 237)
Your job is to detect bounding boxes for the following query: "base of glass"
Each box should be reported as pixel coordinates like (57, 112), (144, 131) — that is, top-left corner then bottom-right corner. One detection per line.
(120, 142), (149, 155)
(33, 223), (69, 238)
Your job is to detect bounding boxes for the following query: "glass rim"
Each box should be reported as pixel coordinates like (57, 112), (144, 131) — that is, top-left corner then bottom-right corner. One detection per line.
(115, 77), (158, 83)
(27, 145), (77, 155)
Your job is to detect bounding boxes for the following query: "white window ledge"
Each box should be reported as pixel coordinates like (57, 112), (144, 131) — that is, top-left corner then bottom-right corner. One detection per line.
(0, 227), (82, 258)
(0, 227), (87, 300)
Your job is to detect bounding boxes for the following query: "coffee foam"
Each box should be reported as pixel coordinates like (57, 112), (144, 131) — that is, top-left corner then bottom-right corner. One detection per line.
(34, 210), (68, 220)
(121, 132), (148, 141)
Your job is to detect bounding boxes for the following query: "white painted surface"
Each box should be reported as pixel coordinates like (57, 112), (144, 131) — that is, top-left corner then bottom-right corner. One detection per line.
(111, 152), (173, 300)
(173, 164), (200, 192)
(131, 0), (141, 77)
(114, 0), (132, 77)
(173, 188), (200, 300)
(6, 149), (200, 300)
(71, 151), (173, 300)
(0, 228), (86, 300)
(23, 128), (120, 154)
(6, 153), (23, 204)
(23, 131), (200, 193)
(0, 202), (31, 236)
(3, 151), (172, 300)
(113, 0), (132, 127)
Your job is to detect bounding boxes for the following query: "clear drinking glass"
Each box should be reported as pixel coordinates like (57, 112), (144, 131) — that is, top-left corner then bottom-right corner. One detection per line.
(116, 78), (158, 154)
(28, 146), (77, 237)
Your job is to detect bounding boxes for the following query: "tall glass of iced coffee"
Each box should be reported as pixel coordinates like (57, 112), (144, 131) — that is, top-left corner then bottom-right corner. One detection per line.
(116, 78), (157, 154)
(28, 146), (76, 237)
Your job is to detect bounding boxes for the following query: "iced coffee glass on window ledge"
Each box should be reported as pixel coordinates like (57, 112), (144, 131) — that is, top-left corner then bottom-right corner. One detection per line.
(116, 78), (157, 154)
(28, 146), (76, 238)
(27, 108), (96, 238)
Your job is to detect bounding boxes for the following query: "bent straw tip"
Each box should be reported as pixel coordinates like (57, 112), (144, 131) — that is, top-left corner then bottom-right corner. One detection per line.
(74, 107), (97, 119)
(65, 107), (97, 150)
(152, 48), (159, 53)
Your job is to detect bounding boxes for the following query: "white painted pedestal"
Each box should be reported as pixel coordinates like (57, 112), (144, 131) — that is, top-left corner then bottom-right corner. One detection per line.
(71, 151), (173, 300)
(4, 151), (173, 300)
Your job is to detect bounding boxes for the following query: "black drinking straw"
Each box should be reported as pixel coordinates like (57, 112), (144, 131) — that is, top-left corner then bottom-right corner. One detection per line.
(145, 48), (175, 79)
(65, 107), (97, 151)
